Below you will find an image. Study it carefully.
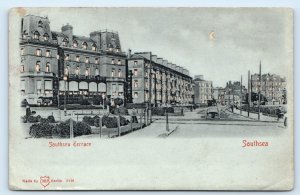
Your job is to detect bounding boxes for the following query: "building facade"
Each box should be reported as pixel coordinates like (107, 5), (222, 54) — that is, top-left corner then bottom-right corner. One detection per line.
(127, 52), (194, 106)
(20, 15), (127, 106)
(251, 73), (287, 104)
(193, 75), (213, 106)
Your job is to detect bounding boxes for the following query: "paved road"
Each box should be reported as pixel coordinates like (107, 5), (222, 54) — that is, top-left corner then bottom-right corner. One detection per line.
(123, 107), (286, 138)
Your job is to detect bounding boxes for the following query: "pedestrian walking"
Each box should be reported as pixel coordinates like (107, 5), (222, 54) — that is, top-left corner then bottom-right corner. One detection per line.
(131, 108), (138, 123)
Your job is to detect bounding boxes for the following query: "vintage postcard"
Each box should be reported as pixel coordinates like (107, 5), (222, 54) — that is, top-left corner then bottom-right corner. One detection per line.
(9, 7), (294, 190)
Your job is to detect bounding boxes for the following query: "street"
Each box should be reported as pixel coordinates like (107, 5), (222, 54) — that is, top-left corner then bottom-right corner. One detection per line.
(123, 106), (286, 138)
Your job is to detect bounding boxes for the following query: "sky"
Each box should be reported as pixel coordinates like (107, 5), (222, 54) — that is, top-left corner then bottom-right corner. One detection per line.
(24, 7), (292, 87)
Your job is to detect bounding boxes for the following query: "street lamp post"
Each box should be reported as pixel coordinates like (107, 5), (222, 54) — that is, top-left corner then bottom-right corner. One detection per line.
(63, 75), (68, 116)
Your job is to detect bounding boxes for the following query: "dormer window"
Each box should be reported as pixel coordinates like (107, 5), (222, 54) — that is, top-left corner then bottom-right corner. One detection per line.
(75, 66), (80, 75)
(22, 30), (27, 39)
(45, 50), (51, 57)
(36, 49), (42, 56)
(33, 31), (40, 40)
(111, 59), (115, 64)
(85, 68), (90, 76)
(116, 48), (120, 52)
(85, 57), (89, 63)
(118, 60), (121, 65)
(92, 44), (96, 51)
(65, 54), (69, 61)
(46, 63), (51, 72)
(62, 38), (68, 46)
(43, 33), (49, 41)
(95, 58), (99, 64)
(35, 61), (41, 72)
(82, 42), (88, 50)
(38, 20), (43, 28)
(20, 65), (25, 73)
(76, 56), (80, 62)
(73, 40), (78, 48)
(64, 66), (69, 75)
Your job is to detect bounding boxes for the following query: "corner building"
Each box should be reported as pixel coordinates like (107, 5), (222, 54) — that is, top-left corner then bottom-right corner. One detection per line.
(20, 15), (126, 105)
(128, 52), (194, 106)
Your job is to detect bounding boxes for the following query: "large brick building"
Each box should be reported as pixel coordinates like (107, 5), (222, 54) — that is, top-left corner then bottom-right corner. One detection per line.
(251, 73), (287, 104)
(193, 75), (213, 106)
(20, 15), (127, 106)
(127, 52), (194, 106)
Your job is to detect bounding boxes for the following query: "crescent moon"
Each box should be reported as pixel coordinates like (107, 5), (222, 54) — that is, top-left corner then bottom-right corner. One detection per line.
(209, 31), (216, 41)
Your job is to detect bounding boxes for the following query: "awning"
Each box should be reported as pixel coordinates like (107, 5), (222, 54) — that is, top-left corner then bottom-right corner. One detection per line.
(69, 81), (78, 91)
(98, 83), (106, 92)
(89, 82), (97, 92)
(79, 81), (88, 90)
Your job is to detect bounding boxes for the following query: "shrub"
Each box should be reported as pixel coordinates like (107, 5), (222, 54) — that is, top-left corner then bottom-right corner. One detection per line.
(93, 115), (100, 127)
(55, 120), (91, 138)
(27, 115), (38, 123)
(114, 98), (123, 106)
(36, 115), (42, 122)
(82, 116), (95, 126)
(151, 107), (165, 116)
(74, 122), (91, 136)
(47, 115), (55, 123)
(29, 122), (55, 138)
(111, 107), (129, 115)
(102, 115), (128, 128)
(80, 99), (90, 105)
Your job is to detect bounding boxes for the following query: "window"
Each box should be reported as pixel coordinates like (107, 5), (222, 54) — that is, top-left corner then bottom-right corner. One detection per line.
(20, 48), (24, 55)
(118, 84), (123, 92)
(73, 40), (78, 48)
(36, 49), (42, 56)
(118, 60), (121, 65)
(118, 69), (121, 77)
(62, 38), (68, 46)
(82, 42), (88, 50)
(64, 66), (69, 75)
(38, 20), (43, 27)
(20, 65), (24, 73)
(45, 80), (53, 90)
(145, 81), (148, 88)
(33, 31), (40, 40)
(134, 92), (138, 98)
(111, 69), (115, 77)
(134, 61), (137, 65)
(43, 33), (49, 41)
(95, 68), (99, 76)
(46, 63), (51, 72)
(111, 59), (115, 64)
(112, 84), (116, 92)
(109, 47), (113, 52)
(76, 56), (80, 62)
(20, 80), (25, 92)
(22, 30), (27, 39)
(65, 54), (69, 61)
(95, 58), (99, 64)
(85, 57), (89, 63)
(85, 68), (89, 76)
(118, 92), (123, 96)
(35, 61), (41, 72)
(36, 80), (42, 94)
(92, 44), (96, 51)
(133, 69), (138, 76)
(45, 50), (51, 57)
(145, 71), (148, 77)
(75, 66), (80, 75)
(134, 80), (138, 88)
(116, 48), (120, 53)
(57, 54), (60, 59)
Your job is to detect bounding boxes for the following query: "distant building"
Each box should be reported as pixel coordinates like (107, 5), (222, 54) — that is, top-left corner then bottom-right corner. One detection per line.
(213, 87), (225, 103)
(223, 81), (247, 104)
(194, 75), (213, 106)
(20, 15), (127, 106)
(127, 52), (194, 106)
(251, 73), (287, 104)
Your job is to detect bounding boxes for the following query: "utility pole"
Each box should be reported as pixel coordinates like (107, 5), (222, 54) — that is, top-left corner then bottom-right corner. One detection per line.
(149, 52), (152, 123)
(258, 61), (262, 120)
(248, 70), (251, 117)
(240, 75), (242, 114)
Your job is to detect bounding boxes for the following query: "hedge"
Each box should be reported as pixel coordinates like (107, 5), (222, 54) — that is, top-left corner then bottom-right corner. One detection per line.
(29, 122), (55, 138)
